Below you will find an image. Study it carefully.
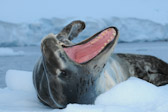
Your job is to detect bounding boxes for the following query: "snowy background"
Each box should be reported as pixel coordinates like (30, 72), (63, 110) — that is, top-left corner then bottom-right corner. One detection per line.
(0, 0), (168, 46)
(0, 0), (168, 112)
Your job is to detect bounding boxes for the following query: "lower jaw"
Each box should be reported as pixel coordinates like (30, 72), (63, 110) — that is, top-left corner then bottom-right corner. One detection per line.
(63, 28), (116, 63)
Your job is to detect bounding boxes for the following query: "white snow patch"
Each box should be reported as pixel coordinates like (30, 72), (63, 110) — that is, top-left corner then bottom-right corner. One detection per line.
(0, 70), (51, 111)
(0, 47), (24, 56)
(95, 77), (168, 111)
(0, 69), (168, 112)
(5, 70), (35, 93)
(1, 17), (168, 47)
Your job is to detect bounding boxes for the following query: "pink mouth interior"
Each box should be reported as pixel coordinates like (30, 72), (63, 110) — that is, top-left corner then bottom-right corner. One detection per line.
(63, 28), (116, 63)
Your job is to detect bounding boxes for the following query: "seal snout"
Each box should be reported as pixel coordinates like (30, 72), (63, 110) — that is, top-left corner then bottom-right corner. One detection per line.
(41, 34), (60, 54)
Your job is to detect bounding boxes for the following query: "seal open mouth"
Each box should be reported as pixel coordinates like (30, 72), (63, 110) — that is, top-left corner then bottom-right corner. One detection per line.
(63, 28), (117, 63)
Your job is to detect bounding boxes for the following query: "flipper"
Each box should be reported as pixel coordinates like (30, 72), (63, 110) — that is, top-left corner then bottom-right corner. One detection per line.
(116, 53), (168, 86)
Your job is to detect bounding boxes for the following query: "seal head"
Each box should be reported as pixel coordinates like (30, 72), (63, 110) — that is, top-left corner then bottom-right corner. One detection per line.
(33, 20), (119, 108)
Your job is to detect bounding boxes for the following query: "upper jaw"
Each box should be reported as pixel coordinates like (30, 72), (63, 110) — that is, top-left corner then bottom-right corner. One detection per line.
(41, 27), (119, 65)
(41, 20), (119, 65)
(61, 27), (119, 64)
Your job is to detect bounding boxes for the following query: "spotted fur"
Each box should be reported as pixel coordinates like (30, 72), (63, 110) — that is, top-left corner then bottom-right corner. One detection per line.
(33, 20), (168, 109)
(116, 53), (168, 86)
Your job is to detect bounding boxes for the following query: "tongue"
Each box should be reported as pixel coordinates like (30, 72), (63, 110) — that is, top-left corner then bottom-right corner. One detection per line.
(64, 28), (116, 63)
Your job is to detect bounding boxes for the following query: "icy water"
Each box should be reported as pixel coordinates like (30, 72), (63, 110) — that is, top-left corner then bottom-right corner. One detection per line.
(0, 46), (41, 88)
(0, 42), (168, 88)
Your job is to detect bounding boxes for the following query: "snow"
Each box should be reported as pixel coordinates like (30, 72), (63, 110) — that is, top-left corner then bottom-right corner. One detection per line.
(5, 70), (34, 92)
(0, 42), (168, 112)
(95, 77), (168, 111)
(0, 47), (24, 56)
(1, 69), (168, 112)
(0, 70), (51, 112)
(0, 17), (168, 46)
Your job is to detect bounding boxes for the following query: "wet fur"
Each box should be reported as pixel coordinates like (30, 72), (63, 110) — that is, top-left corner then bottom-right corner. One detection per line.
(95, 53), (168, 94)
(33, 20), (168, 109)
(116, 53), (168, 86)
(33, 32), (118, 108)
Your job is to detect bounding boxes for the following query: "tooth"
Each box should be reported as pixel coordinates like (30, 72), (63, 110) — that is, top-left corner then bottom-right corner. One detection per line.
(113, 32), (116, 36)
(102, 33), (105, 36)
(91, 39), (97, 44)
(110, 36), (114, 40)
(91, 41), (94, 44)
(59, 42), (65, 46)
(101, 46), (104, 49)
(107, 39), (110, 42)
(104, 43), (107, 46)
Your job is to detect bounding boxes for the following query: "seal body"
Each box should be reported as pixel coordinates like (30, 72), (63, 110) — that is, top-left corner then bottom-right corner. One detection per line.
(33, 20), (168, 109)
(96, 54), (168, 94)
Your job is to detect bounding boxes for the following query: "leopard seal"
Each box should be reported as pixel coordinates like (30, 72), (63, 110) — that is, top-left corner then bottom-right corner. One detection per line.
(33, 20), (168, 109)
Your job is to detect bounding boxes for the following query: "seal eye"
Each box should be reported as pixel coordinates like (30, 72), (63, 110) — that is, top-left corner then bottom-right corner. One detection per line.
(61, 71), (66, 75)
(60, 71), (68, 77)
